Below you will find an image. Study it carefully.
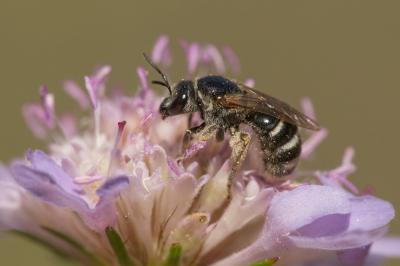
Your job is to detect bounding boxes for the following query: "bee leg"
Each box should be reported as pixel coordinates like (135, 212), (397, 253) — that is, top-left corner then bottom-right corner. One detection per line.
(187, 113), (193, 128)
(216, 127), (225, 142)
(225, 127), (251, 199)
(229, 127), (251, 173)
(182, 122), (206, 151)
(196, 124), (219, 141)
(178, 123), (218, 163)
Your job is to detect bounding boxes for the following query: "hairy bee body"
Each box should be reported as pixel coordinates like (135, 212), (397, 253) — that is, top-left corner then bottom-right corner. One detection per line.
(195, 76), (301, 177)
(144, 54), (319, 179)
(246, 112), (301, 176)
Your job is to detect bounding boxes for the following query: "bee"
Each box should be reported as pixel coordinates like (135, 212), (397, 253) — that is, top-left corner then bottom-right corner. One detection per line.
(144, 54), (320, 178)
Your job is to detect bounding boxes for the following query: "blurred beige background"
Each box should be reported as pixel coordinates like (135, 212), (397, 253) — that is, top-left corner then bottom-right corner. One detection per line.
(0, 0), (399, 265)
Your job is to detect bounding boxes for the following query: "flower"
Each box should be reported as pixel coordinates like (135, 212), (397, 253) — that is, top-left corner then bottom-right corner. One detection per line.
(0, 35), (399, 266)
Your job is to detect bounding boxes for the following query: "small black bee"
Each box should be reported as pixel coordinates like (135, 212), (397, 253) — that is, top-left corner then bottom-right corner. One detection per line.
(144, 54), (320, 178)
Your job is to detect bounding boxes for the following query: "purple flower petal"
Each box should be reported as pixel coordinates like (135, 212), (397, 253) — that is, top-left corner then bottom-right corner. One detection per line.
(347, 196), (394, 231)
(61, 158), (78, 177)
(288, 226), (388, 251)
(63, 80), (90, 109)
(11, 163), (87, 210)
(370, 237), (400, 258)
(96, 175), (130, 200)
(267, 185), (350, 235)
(337, 246), (370, 266)
(26, 150), (82, 195)
(294, 213), (350, 238)
(81, 175), (130, 231)
(287, 194), (394, 250)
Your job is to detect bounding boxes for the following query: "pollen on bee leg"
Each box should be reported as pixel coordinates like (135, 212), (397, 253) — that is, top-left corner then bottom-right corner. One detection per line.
(229, 129), (251, 172)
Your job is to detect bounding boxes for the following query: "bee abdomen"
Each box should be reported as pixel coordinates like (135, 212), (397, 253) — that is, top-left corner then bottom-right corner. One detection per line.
(265, 131), (301, 177)
(246, 113), (301, 177)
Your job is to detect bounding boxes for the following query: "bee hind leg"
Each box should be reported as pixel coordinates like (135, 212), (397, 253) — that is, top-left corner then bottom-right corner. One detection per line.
(229, 127), (251, 173)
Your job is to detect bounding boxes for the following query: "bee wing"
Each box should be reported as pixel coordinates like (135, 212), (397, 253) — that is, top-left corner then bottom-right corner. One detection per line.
(219, 83), (321, 130)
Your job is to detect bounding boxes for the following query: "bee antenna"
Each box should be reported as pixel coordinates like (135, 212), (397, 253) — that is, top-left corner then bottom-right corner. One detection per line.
(143, 52), (172, 95)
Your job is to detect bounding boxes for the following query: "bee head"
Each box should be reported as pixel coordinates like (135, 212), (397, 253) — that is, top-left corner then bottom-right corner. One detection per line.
(159, 80), (196, 119)
(143, 53), (198, 119)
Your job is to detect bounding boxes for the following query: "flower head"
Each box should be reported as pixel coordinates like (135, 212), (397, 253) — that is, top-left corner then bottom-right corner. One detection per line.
(1, 36), (398, 266)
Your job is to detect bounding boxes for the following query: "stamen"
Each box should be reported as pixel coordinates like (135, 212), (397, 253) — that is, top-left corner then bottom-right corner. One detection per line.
(39, 85), (56, 129)
(84, 76), (98, 109)
(59, 113), (77, 138)
(140, 112), (153, 128)
(151, 35), (172, 66)
(301, 97), (316, 119)
(244, 79), (255, 87)
(315, 147), (358, 194)
(22, 104), (47, 138)
(300, 97), (328, 159)
(64, 80), (90, 109)
(301, 128), (328, 159)
(203, 44), (225, 74)
(107, 121), (127, 176)
(115, 121), (127, 149)
(137, 67), (149, 92)
(222, 46), (241, 73)
(84, 66), (111, 147)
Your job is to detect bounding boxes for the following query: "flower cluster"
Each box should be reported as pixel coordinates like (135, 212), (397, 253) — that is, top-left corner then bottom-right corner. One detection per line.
(0, 35), (398, 266)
